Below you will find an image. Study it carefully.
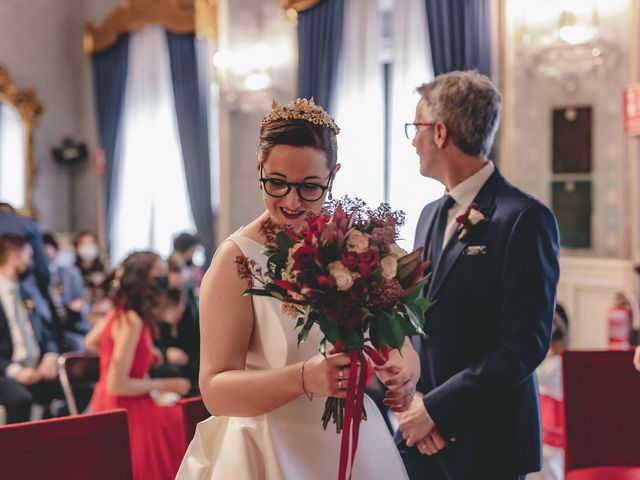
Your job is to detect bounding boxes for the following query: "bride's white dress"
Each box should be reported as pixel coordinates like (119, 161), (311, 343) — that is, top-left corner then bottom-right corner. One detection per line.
(176, 232), (409, 479)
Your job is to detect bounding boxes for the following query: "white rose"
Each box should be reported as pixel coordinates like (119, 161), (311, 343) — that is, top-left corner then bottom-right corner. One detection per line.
(388, 243), (408, 259)
(346, 230), (370, 253)
(329, 261), (355, 291)
(467, 208), (485, 225)
(380, 256), (398, 279)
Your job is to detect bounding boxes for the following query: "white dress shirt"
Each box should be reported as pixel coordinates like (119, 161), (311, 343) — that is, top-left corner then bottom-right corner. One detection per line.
(0, 273), (41, 377)
(442, 161), (495, 245)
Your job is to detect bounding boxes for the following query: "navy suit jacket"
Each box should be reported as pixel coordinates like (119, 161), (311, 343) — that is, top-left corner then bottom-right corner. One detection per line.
(0, 212), (50, 297)
(0, 284), (60, 376)
(405, 169), (559, 478)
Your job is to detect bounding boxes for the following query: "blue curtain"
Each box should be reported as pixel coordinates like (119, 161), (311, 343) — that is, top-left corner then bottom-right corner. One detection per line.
(92, 34), (130, 239)
(424, 0), (491, 77)
(166, 32), (215, 265)
(297, 0), (346, 114)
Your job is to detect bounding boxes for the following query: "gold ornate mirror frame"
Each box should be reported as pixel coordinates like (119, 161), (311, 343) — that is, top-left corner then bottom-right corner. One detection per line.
(84, 0), (217, 55)
(0, 65), (43, 217)
(280, 0), (323, 12)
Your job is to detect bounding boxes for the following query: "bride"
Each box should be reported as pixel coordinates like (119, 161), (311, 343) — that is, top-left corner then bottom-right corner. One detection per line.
(177, 99), (418, 479)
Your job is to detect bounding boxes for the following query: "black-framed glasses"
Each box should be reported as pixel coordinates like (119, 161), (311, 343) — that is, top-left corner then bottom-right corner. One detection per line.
(259, 163), (333, 202)
(404, 122), (435, 139)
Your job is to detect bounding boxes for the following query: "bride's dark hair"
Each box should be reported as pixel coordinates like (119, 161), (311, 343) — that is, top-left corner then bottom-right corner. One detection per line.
(258, 119), (338, 170)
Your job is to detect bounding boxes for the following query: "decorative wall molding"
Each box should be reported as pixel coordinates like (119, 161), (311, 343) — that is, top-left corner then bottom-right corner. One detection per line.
(0, 65), (43, 218)
(84, 0), (217, 55)
(557, 256), (639, 349)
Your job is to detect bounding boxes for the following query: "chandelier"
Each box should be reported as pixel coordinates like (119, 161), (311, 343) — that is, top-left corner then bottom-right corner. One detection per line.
(515, 6), (619, 92)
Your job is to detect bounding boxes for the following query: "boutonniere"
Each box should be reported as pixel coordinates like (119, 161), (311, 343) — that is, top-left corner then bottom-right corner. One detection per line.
(456, 203), (488, 240)
(23, 298), (34, 316)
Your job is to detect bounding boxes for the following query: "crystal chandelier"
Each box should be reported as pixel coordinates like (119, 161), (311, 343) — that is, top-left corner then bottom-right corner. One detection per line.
(516, 6), (619, 92)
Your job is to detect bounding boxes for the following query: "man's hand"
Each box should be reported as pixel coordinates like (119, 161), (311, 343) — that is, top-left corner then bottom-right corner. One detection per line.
(634, 346), (640, 372)
(415, 428), (449, 456)
(38, 355), (59, 380)
(396, 393), (436, 447)
(15, 367), (42, 385)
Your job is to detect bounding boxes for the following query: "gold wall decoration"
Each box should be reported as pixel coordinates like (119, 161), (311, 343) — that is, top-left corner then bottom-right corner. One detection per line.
(280, 0), (323, 12)
(0, 65), (43, 218)
(84, 0), (218, 56)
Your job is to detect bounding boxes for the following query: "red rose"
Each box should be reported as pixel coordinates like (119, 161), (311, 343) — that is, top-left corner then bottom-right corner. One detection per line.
(292, 245), (318, 271)
(334, 301), (364, 328)
(357, 250), (380, 278)
(341, 251), (359, 270)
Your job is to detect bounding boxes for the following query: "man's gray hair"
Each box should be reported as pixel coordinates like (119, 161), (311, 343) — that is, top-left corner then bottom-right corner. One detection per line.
(417, 71), (502, 158)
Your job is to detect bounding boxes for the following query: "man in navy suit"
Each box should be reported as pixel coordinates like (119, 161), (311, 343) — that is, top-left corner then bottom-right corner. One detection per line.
(396, 71), (560, 479)
(0, 233), (62, 424)
(0, 203), (50, 299)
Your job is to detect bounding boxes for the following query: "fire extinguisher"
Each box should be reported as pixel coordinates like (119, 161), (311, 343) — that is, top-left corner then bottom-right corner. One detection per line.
(608, 292), (639, 350)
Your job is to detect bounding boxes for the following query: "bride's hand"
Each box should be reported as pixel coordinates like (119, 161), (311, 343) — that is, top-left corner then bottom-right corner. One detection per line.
(302, 352), (353, 398)
(373, 358), (416, 413)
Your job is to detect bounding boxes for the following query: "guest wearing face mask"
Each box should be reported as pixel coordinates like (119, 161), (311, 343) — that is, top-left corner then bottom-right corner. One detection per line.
(43, 233), (91, 352)
(73, 231), (106, 299)
(0, 202), (50, 299)
(171, 233), (204, 292)
(150, 255), (199, 393)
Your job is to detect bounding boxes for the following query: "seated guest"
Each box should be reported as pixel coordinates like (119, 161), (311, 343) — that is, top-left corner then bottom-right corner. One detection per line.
(73, 231), (107, 300)
(0, 202), (50, 299)
(91, 251), (190, 480)
(43, 232), (91, 352)
(0, 233), (64, 424)
(535, 305), (569, 480)
(151, 255), (200, 392)
(171, 232), (204, 291)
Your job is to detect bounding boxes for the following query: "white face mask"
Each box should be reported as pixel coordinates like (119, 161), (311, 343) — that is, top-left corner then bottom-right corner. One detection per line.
(77, 243), (99, 263)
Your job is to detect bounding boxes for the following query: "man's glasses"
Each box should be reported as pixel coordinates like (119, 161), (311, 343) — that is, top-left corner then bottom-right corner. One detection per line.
(259, 163), (333, 202)
(404, 122), (435, 139)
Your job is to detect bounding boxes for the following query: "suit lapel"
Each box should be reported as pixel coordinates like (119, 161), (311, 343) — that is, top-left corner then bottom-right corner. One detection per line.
(426, 169), (504, 301)
(415, 203), (440, 261)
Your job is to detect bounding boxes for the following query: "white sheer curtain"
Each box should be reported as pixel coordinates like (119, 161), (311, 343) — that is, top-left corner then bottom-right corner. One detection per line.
(0, 103), (26, 209)
(111, 25), (196, 264)
(389, 0), (443, 249)
(332, 0), (385, 206)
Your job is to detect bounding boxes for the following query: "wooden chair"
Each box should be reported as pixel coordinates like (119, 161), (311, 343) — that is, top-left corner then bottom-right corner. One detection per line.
(563, 350), (640, 480)
(58, 352), (100, 415)
(0, 409), (132, 480)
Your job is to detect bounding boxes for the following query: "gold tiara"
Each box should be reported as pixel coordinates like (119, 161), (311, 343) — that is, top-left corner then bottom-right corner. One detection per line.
(261, 98), (340, 134)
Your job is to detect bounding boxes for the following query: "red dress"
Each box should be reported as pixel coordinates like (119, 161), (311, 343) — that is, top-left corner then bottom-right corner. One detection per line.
(91, 311), (186, 480)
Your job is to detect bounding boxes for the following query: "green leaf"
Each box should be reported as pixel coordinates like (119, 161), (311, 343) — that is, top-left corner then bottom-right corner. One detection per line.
(297, 319), (314, 346)
(319, 337), (327, 357)
(318, 315), (340, 344)
(339, 327), (365, 350)
(295, 316), (304, 328)
(276, 230), (295, 253)
(386, 313), (406, 349)
(369, 317), (381, 349)
(415, 297), (436, 313)
(404, 303), (426, 336)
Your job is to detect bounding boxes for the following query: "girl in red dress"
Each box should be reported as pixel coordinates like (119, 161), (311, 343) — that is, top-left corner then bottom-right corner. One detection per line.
(91, 251), (190, 480)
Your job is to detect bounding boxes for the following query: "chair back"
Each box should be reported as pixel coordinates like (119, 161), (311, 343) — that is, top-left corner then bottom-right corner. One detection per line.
(58, 352), (100, 415)
(563, 350), (640, 472)
(0, 409), (132, 480)
(180, 396), (210, 446)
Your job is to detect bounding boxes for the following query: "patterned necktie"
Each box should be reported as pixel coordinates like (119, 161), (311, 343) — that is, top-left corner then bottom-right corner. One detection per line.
(429, 195), (456, 270)
(12, 288), (40, 368)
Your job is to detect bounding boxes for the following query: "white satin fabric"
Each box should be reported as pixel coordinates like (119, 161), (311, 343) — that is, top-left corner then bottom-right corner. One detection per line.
(176, 232), (408, 479)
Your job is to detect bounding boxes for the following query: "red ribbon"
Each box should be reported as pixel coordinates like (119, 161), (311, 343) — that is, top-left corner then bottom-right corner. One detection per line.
(336, 344), (389, 480)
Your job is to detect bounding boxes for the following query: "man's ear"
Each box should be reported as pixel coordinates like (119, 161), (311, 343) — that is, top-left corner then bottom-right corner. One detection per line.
(434, 121), (448, 149)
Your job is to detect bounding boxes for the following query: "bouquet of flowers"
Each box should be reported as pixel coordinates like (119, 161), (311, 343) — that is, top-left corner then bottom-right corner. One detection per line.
(236, 198), (433, 479)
